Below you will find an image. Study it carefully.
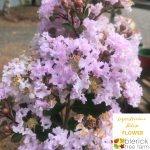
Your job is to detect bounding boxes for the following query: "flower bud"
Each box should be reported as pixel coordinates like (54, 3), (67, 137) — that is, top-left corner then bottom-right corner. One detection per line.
(75, 0), (83, 7)
(120, 24), (126, 31)
(129, 21), (136, 30)
(2, 107), (9, 115)
(61, 0), (69, 8)
(4, 125), (12, 134)
(126, 29), (133, 37)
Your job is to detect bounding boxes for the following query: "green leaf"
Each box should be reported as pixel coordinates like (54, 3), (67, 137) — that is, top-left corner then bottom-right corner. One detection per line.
(114, 144), (119, 149)
(62, 23), (74, 32)
(11, 133), (22, 143)
(51, 113), (63, 127)
(68, 117), (78, 131)
(76, 26), (84, 34)
(43, 102), (65, 116)
(83, 8), (89, 19)
(34, 125), (50, 142)
(71, 93), (111, 117)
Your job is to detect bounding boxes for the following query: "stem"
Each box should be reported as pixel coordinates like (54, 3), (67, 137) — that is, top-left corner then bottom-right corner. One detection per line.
(110, 8), (115, 23)
(4, 100), (17, 124)
(63, 99), (71, 128)
(60, 110), (64, 124)
(73, 27), (80, 38)
(6, 114), (17, 124)
(71, 14), (74, 25)
(58, 13), (68, 21)
(58, 7), (80, 37)
(68, 22), (80, 37)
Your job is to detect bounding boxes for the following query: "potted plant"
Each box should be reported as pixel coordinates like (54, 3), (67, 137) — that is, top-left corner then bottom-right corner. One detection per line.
(139, 48), (150, 69)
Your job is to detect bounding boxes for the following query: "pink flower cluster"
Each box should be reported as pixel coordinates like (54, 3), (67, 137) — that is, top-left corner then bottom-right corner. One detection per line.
(0, 0), (142, 149)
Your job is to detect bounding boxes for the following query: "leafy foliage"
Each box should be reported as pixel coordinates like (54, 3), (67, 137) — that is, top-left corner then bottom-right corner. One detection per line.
(71, 93), (111, 117)
(43, 102), (65, 116)
(67, 117), (78, 131)
(63, 23), (74, 32)
(34, 125), (50, 142)
(11, 133), (23, 143)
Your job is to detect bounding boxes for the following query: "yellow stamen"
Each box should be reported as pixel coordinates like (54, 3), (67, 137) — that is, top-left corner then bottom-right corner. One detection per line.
(101, 112), (111, 119)
(89, 77), (101, 93)
(85, 115), (97, 129)
(76, 123), (89, 137)
(70, 54), (81, 72)
(26, 118), (38, 129)
(11, 75), (22, 87)
(94, 128), (106, 138)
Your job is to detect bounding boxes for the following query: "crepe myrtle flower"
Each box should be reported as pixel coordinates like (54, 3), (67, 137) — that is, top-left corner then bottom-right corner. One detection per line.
(0, 0), (142, 149)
